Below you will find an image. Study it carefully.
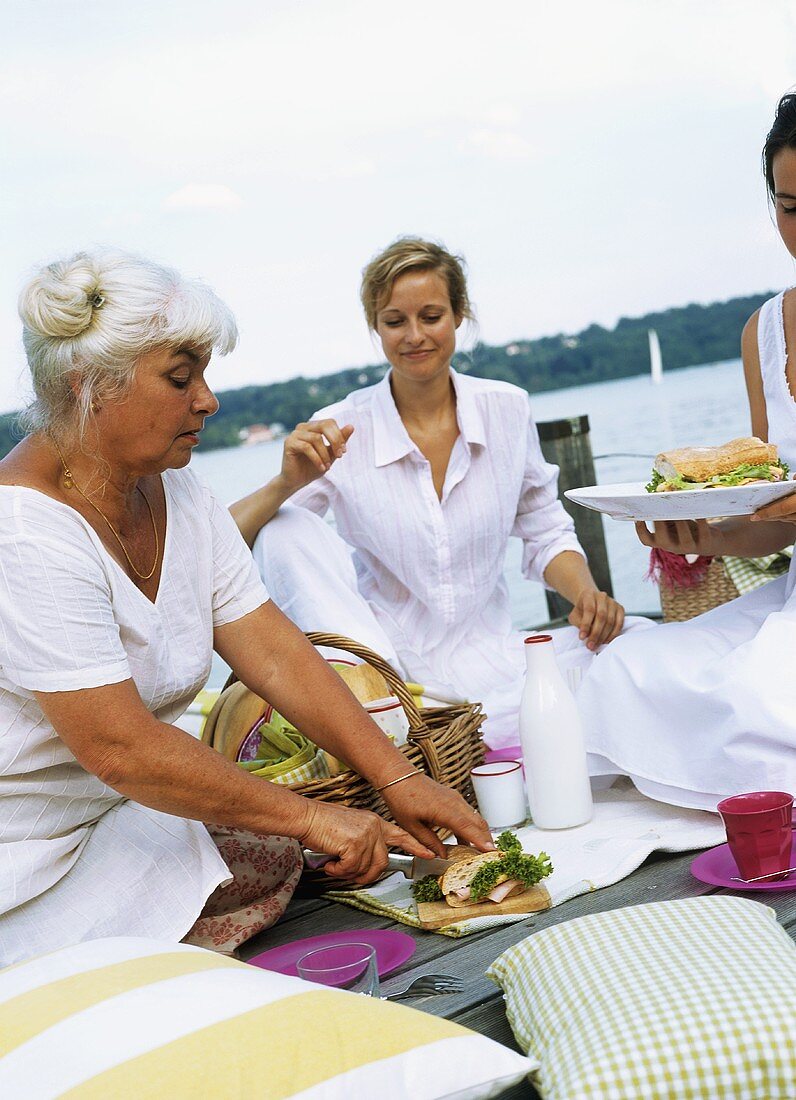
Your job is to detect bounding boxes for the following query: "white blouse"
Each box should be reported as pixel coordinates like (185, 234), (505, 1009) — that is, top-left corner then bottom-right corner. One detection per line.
(292, 369), (585, 742)
(0, 467), (268, 966)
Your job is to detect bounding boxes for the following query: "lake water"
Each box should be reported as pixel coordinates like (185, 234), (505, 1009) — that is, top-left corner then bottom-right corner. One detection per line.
(193, 358), (751, 685)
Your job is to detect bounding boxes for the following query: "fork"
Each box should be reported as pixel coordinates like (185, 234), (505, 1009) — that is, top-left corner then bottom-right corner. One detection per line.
(383, 973), (464, 1002)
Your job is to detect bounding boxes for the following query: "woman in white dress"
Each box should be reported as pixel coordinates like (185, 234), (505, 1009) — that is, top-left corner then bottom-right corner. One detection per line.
(0, 249), (492, 966)
(576, 93), (796, 810)
(233, 238), (632, 748)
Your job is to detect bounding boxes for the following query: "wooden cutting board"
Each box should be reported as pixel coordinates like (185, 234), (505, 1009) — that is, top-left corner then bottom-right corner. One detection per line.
(416, 883), (551, 930)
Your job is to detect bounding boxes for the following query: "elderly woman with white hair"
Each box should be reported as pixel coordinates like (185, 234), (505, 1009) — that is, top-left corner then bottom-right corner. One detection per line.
(0, 249), (492, 966)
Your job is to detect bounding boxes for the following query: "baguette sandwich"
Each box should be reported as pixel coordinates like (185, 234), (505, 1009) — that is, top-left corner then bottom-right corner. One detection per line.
(411, 832), (553, 907)
(646, 436), (789, 493)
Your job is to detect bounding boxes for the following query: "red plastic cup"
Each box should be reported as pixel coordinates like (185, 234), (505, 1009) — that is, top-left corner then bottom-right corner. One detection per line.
(717, 791), (794, 881)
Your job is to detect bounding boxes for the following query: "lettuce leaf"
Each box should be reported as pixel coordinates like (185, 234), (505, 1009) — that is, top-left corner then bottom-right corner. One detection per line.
(469, 850), (553, 903)
(496, 830), (522, 854)
(410, 875), (444, 902)
(645, 462), (788, 493)
(645, 469), (666, 493)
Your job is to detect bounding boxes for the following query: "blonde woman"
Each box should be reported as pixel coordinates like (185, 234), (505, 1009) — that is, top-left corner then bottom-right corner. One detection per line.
(233, 238), (638, 749)
(0, 249), (492, 966)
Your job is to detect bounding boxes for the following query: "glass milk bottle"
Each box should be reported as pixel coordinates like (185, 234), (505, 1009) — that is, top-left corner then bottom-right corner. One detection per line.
(519, 634), (593, 829)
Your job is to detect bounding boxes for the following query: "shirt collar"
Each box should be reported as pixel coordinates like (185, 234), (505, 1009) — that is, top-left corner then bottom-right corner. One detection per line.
(450, 367), (487, 447)
(372, 373), (416, 467)
(372, 367), (487, 468)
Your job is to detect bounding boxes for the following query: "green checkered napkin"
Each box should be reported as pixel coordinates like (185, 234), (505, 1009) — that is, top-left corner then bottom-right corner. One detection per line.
(723, 547), (792, 596)
(487, 896), (796, 1100)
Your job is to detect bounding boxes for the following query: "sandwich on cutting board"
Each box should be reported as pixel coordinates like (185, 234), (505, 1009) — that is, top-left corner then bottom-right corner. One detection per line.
(646, 436), (789, 493)
(411, 832), (553, 929)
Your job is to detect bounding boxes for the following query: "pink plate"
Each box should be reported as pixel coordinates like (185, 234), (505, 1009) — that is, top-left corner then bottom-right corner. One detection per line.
(690, 833), (796, 891)
(247, 929), (416, 978)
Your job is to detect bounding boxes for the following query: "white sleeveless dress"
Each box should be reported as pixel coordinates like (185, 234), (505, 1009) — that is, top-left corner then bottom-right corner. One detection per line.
(578, 291), (796, 810)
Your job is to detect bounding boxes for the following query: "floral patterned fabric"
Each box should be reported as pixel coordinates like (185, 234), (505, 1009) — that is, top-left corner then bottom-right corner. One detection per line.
(183, 827), (302, 954)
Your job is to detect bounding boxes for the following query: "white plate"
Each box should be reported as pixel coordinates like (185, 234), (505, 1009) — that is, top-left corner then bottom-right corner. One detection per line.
(564, 480), (796, 521)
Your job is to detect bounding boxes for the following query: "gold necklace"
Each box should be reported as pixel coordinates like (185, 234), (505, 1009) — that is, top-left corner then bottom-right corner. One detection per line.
(54, 443), (160, 582)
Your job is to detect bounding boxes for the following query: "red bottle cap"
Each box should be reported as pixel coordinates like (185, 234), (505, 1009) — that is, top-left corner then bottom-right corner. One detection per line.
(524, 634), (553, 644)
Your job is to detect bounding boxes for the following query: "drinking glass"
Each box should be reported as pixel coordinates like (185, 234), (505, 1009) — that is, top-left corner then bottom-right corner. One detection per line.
(296, 942), (380, 996)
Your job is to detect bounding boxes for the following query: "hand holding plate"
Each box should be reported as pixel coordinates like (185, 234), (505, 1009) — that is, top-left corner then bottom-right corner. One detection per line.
(634, 518), (719, 556)
(750, 492), (796, 523)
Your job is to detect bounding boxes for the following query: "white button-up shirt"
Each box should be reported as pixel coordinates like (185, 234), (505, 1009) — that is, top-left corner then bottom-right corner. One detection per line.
(292, 369), (585, 740)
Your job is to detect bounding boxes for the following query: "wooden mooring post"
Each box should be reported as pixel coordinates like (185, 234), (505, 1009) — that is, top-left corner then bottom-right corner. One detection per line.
(538, 415), (613, 621)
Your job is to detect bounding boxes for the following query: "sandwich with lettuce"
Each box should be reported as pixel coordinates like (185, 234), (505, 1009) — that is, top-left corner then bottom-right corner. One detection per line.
(645, 436), (789, 493)
(411, 831), (552, 907)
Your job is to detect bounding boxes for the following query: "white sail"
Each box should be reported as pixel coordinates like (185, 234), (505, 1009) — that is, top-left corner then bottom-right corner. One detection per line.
(648, 328), (663, 385)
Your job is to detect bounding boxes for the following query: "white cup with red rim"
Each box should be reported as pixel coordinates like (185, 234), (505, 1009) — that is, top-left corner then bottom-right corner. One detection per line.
(470, 760), (529, 830)
(365, 695), (410, 746)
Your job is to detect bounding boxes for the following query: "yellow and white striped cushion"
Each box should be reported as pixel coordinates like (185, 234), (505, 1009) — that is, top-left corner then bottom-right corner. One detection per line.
(487, 896), (796, 1100)
(0, 937), (534, 1099)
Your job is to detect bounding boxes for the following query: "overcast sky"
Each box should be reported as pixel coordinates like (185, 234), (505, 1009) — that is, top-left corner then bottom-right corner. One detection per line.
(2, 0), (795, 415)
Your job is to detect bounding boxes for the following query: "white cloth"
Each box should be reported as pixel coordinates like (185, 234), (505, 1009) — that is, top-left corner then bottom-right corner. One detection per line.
(578, 289), (796, 809)
(328, 780), (726, 936)
(0, 467), (269, 966)
(254, 369), (589, 745)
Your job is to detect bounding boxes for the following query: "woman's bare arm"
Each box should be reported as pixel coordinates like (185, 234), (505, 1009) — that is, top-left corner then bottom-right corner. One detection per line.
(230, 419), (354, 547)
(34, 678), (436, 884)
(214, 600), (495, 854)
(34, 598), (492, 883)
(542, 550), (625, 649)
(742, 310), (768, 440)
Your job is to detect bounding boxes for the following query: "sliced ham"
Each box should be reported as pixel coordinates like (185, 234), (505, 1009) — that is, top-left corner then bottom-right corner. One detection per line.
(487, 879), (522, 904)
(451, 887), (471, 900)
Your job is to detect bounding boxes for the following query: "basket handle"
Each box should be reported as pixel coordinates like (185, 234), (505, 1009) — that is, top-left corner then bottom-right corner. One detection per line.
(221, 632), (440, 775)
(305, 632), (425, 733)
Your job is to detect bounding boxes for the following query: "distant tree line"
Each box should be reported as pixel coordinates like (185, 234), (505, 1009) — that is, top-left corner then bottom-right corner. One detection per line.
(0, 290), (773, 458)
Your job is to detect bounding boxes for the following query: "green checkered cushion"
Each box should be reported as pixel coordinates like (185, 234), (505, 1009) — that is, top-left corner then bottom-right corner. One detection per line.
(487, 896), (796, 1099)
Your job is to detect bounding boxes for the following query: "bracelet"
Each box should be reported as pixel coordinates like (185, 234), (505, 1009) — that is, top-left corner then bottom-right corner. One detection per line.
(375, 770), (421, 794)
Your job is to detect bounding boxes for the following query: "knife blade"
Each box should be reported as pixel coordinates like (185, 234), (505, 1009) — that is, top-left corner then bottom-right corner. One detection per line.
(303, 850), (452, 880)
(389, 853), (453, 880)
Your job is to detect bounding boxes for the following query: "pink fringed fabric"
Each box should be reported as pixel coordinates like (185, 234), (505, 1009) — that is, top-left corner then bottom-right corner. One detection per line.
(647, 547), (714, 589)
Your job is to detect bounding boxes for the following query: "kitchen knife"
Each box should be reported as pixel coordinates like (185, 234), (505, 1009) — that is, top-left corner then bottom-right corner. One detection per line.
(303, 850), (452, 880)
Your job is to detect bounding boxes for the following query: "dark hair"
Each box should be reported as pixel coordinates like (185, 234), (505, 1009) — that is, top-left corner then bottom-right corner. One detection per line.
(763, 93), (796, 199)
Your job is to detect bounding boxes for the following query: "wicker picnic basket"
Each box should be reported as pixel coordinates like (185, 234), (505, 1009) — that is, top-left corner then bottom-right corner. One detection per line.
(220, 631), (486, 830)
(658, 558), (740, 623)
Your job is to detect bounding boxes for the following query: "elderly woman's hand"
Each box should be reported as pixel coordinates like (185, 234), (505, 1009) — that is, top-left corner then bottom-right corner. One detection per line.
(277, 419), (354, 496)
(380, 774), (495, 855)
(568, 588), (625, 651)
(295, 799), (438, 886)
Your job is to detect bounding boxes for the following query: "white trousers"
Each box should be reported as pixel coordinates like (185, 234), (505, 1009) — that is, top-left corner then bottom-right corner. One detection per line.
(253, 505), (652, 748)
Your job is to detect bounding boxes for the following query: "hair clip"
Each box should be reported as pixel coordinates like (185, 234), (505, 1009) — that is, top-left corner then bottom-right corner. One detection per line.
(90, 293), (105, 309)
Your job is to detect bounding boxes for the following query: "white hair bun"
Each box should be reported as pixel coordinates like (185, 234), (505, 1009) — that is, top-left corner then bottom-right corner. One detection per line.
(19, 253), (104, 339)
